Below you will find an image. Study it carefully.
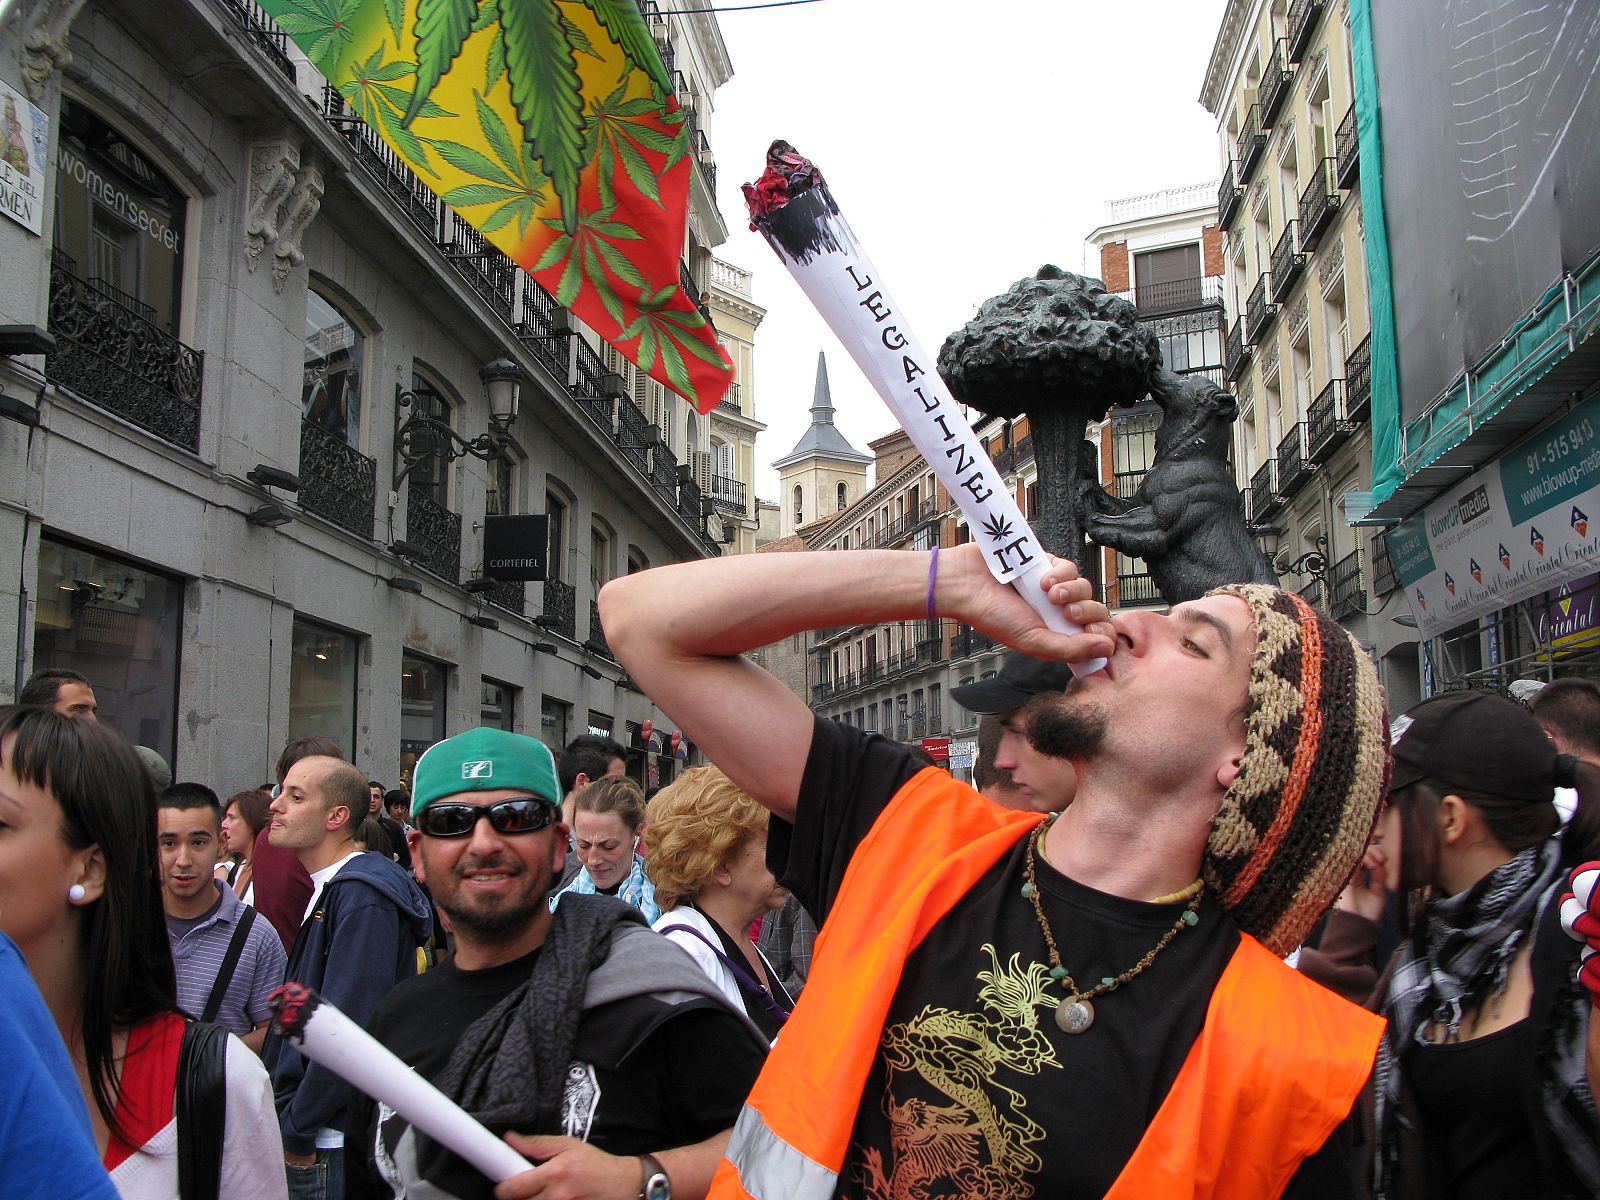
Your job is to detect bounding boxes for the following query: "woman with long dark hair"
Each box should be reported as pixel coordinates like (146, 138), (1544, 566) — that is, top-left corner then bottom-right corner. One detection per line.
(0, 706), (287, 1198)
(1370, 690), (1600, 1199)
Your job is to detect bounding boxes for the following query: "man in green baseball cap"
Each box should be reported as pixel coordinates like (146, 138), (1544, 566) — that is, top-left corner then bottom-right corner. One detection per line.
(353, 727), (767, 1200)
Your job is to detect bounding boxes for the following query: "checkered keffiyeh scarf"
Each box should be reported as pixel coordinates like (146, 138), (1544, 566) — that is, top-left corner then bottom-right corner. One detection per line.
(1373, 839), (1598, 1196)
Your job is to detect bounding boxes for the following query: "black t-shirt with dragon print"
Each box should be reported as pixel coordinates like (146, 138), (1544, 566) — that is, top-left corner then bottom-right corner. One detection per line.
(772, 717), (1357, 1200)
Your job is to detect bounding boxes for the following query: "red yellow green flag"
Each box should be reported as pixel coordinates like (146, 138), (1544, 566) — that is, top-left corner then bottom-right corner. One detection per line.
(261, 0), (733, 411)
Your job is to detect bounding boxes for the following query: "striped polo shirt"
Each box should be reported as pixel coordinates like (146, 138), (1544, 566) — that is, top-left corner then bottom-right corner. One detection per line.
(165, 880), (288, 1035)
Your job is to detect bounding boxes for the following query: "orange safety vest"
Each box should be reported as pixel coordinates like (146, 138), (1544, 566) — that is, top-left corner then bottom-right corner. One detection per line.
(711, 767), (1384, 1200)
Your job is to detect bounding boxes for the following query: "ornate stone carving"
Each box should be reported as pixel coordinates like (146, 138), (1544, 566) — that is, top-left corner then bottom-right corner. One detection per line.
(245, 140), (300, 272)
(1260, 337), (1281, 382)
(1288, 293), (1310, 341)
(272, 161), (324, 293)
(21, 0), (91, 101)
(1319, 235), (1345, 290)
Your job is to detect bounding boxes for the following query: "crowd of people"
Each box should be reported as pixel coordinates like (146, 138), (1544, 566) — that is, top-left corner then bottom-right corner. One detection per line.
(5, 545), (1600, 1200)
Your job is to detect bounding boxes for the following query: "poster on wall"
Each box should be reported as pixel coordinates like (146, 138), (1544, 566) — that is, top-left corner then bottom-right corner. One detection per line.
(1388, 392), (1600, 636)
(0, 80), (48, 235)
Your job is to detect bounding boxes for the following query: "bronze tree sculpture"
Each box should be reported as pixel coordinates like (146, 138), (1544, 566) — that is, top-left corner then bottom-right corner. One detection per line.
(938, 266), (1160, 568)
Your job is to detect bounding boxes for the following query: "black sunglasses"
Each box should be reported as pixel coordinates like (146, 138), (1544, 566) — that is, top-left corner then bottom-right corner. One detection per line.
(418, 797), (558, 838)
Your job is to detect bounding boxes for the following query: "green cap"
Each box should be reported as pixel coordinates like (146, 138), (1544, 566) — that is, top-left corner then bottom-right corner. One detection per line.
(410, 728), (560, 820)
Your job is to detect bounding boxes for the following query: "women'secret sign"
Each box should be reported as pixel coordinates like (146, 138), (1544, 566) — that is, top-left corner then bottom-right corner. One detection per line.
(744, 142), (1104, 676)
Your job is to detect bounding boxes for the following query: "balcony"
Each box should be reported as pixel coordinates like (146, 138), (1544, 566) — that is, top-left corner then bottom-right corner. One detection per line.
(1299, 576), (1324, 612)
(321, 86), (440, 238)
(1276, 423), (1316, 498)
(1270, 221), (1305, 302)
(1345, 335), (1372, 422)
(1116, 571), (1163, 607)
(1218, 161), (1245, 228)
(1336, 105), (1359, 188)
(1225, 317), (1252, 381)
(710, 473), (746, 513)
(438, 216), (515, 320)
(516, 286), (570, 386)
(864, 499), (940, 549)
(649, 442), (678, 505)
(1298, 158), (1341, 251)
(1371, 532), (1399, 597)
(298, 418), (376, 537)
(1287, 0), (1324, 61)
(1245, 273), (1278, 344)
(46, 256), (203, 451)
(1116, 275), (1225, 317)
(679, 259), (707, 317)
(1330, 549), (1365, 620)
(587, 599), (614, 659)
(571, 339), (616, 429)
(406, 486), (462, 582)
(615, 397), (654, 476)
(1236, 104), (1267, 182)
(1250, 459), (1283, 523)
(540, 578), (576, 640)
(951, 625), (999, 659)
(213, 0), (296, 80)
(1260, 41), (1294, 128)
(716, 381), (743, 414)
(694, 128), (717, 195)
(1305, 378), (1352, 463)
(676, 468), (703, 525)
(486, 577), (525, 616)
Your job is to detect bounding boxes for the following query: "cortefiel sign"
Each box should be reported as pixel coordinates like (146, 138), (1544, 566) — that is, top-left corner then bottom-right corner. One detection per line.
(482, 514), (548, 581)
(1390, 391), (1600, 635)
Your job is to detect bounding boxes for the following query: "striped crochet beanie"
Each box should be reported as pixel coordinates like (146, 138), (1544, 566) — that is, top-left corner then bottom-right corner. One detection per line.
(1203, 583), (1392, 956)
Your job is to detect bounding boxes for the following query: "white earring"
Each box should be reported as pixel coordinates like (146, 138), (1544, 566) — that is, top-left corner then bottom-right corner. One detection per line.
(68, 884), (87, 903)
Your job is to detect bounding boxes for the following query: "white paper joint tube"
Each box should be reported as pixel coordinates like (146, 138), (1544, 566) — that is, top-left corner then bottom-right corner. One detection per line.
(749, 161), (1106, 677)
(269, 983), (533, 1183)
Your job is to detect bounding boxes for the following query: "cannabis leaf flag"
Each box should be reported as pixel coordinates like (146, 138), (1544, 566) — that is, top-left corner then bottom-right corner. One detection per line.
(262, 0), (733, 411)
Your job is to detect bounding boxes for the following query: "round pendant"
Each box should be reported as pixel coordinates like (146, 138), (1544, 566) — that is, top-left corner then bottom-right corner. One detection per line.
(1055, 997), (1095, 1034)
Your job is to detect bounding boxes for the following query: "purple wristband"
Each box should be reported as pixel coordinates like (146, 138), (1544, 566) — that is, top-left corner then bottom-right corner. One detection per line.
(926, 545), (939, 623)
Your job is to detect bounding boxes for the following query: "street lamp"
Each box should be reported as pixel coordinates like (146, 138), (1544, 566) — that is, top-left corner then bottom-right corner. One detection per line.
(392, 357), (526, 488)
(1275, 534), (1330, 590)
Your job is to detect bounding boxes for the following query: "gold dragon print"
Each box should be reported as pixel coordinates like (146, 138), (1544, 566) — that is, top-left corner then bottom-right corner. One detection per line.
(854, 945), (1062, 1200)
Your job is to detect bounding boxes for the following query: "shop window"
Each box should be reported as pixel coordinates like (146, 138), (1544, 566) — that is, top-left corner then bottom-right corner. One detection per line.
(33, 538), (182, 766)
(481, 678), (516, 732)
(399, 653), (449, 789)
(587, 711), (613, 737)
(288, 619), (358, 754)
(540, 696), (570, 752)
(53, 100), (186, 334)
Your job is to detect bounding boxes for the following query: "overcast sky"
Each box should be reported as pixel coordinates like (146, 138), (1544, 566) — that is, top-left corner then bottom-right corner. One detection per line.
(706, 0), (1229, 498)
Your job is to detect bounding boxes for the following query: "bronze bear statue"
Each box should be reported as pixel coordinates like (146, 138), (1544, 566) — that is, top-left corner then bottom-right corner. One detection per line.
(1081, 369), (1277, 604)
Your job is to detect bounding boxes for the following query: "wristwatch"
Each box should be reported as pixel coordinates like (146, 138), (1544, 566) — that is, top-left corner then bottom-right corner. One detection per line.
(638, 1153), (671, 1200)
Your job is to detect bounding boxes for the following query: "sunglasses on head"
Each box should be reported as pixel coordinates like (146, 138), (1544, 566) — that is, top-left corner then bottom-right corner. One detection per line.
(418, 797), (557, 838)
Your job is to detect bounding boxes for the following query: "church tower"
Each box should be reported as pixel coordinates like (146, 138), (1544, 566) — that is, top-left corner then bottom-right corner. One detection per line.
(772, 352), (871, 538)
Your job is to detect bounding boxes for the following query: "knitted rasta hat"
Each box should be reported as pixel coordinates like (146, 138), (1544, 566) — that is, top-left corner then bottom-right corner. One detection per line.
(1203, 583), (1392, 956)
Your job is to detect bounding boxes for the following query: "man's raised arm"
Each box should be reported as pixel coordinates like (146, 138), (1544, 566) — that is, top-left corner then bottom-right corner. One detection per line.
(600, 545), (1114, 821)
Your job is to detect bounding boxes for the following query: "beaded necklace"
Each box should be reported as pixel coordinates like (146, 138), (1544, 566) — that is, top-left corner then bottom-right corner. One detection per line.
(1022, 816), (1204, 1034)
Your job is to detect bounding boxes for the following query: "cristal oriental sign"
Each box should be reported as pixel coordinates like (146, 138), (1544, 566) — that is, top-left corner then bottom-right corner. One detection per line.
(1387, 391), (1600, 636)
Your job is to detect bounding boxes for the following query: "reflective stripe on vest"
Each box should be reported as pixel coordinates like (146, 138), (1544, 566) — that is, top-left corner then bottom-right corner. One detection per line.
(710, 769), (1382, 1200)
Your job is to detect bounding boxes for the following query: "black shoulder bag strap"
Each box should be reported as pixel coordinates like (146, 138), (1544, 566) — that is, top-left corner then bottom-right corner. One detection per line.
(201, 906), (257, 1024)
(175, 1020), (229, 1200)
(657, 922), (790, 1026)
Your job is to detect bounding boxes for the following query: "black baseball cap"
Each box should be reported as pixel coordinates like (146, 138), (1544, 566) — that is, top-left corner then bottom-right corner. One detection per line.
(949, 651), (1072, 716)
(1388, 690), (1558, 803)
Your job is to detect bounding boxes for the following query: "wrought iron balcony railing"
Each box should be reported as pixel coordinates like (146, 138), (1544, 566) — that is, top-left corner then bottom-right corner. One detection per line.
(487, 577), (525, 616)
(1117, 275), (1226, 317)
(649, 443), (678, 504)
(213, 0), (296, 80)
(1225, 317), (1251, 381)
(679, 259), (704, 314)
(1218, 161), (1244, 228)
(864, 499), (940, 549)
(541, 578), (576, 640)
(321, 86), (440, 238)
(299, 418), (376, 537)
(1249, 459), (1283, 523)
(615, 398), (654, 476)
(572, 340), (616, 429)
(716, 381), (743, 414)
(1237, 104), (1267, 181)
(710, 473), (746, 512)
(46, 258), (203, 451)
(694, 128), (716, 194)
(676, 471), (703, 525)
(1116, 571), (1163, 607)
(588, 599), (614, 659)
(951, 625), (999, 660)
(438, 217), (515, 320)
(1271, 221), (1305, 302)
(1276, 422), (1315, 498)
(1371, 532), (1399, 597)
(406, 485), (462, 582)
(1299, 576), (1324, 612)
(1288, 0), (1325, 62)
(1260, 40), (1294, 127)
(1298, 158), (1341, 251)
(515, 276), (570, 381)
(1330, 548), (1365, 620)
(1305, 378), (1352, 463)
(1345, 335), (1372, 422)
(1336, 105), (1360, 188)
(1245, 273), (1278, 343)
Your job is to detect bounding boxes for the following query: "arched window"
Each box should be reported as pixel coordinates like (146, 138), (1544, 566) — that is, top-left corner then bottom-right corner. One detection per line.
(837, 481), (848, 510)
(545, 488), (569, 582)
(406, 372), (452, 508)
(793, 484), (804, 526)
(302, 289), (364, 450)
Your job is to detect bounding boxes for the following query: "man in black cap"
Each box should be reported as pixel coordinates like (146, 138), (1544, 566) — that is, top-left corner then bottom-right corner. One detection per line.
(951, 652), (1077, 812)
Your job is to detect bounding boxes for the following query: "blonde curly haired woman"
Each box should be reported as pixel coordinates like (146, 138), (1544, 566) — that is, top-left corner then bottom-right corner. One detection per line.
(647, 766), (793, 1042)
